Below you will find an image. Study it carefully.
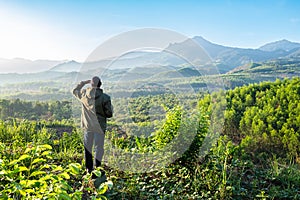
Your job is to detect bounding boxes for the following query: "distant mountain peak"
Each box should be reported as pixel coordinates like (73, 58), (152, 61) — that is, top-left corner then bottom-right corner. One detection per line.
(192, 36), (207, 41)
(50, 60), (81, 72)
(279, 39), (289, 42)
(61, 60), (79, 64)
(190, 36), (234, 59)
(259, 39), (300, 52)
(192, 36), (221, 46)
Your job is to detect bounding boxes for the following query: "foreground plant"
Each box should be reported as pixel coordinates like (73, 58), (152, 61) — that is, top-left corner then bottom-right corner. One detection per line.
(0, 143), (112, 199)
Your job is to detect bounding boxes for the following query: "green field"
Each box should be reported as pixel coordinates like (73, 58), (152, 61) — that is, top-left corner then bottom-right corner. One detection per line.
(0, 77), (299, 199)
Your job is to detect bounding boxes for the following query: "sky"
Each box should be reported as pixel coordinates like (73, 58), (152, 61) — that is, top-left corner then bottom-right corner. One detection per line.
(1, 0), (300, 62)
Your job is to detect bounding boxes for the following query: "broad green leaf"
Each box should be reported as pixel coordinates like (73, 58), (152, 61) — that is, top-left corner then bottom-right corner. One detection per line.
(59, 172), (70, 180)
(93, 170), (102, 177)
(24, 148), (32, 154)
(30, 170), (46, 177)
(8, 159), (19, 166)
(18, 154), (31, 162)
(106, 180), (113, 190)
(68, 163), (80, 175)
(52, 165), (63, 172)
(97, 183), (108, 194)
(41, 164), (51, 170)
(8, 154), (30, 166)
(41, 151), (52, 156)
(19, 189), (26, 196)
(36, 144), (52, 153)
(32, 158), (46, 165)
(40, 144), (52, 150)
(11, 166), (29, 174)
(39, 174), (52, 181)
(20, 180), (40, 187)
(18, 166), (29, 171)
(25, 189), (34, 194)
(53, 139), (59, 145)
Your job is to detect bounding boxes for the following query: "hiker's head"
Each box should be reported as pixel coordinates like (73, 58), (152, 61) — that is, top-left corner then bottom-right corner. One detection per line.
(91, 76), (102, 88)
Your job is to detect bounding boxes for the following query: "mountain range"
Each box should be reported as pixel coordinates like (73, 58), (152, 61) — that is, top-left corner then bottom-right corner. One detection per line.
(0, 58), (64, 73)
(1, 37), (300, 75)
(1, 37), (300, 99)
(191, 36), (300, 73)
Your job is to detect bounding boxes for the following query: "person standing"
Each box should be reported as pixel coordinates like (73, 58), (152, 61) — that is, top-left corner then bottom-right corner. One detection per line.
(72, 76), (113, 174)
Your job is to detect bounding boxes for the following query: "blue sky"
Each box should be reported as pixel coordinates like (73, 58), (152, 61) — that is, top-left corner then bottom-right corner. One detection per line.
(1, 0), (300, 61)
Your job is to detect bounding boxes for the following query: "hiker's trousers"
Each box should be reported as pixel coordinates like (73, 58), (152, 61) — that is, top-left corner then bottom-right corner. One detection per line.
(84, 131), (105, 172)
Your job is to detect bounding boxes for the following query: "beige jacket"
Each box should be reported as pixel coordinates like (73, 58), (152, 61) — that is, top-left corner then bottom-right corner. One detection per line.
(73, 82), (104, 133)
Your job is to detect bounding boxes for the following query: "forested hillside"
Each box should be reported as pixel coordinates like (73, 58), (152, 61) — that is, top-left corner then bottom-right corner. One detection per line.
(226, 78), (300, 161)
(0, 99), (72, 120)
(0, 78), (299, 199)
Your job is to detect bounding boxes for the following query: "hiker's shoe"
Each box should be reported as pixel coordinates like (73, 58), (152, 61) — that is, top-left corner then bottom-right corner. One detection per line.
(92, 173), (97, 179)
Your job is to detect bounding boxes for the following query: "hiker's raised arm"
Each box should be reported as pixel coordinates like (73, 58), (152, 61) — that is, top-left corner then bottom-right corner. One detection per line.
(72, 80), (90, 99)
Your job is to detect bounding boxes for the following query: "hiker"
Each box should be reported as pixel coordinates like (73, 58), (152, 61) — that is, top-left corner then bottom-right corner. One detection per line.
(72, 76), (113, 174)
